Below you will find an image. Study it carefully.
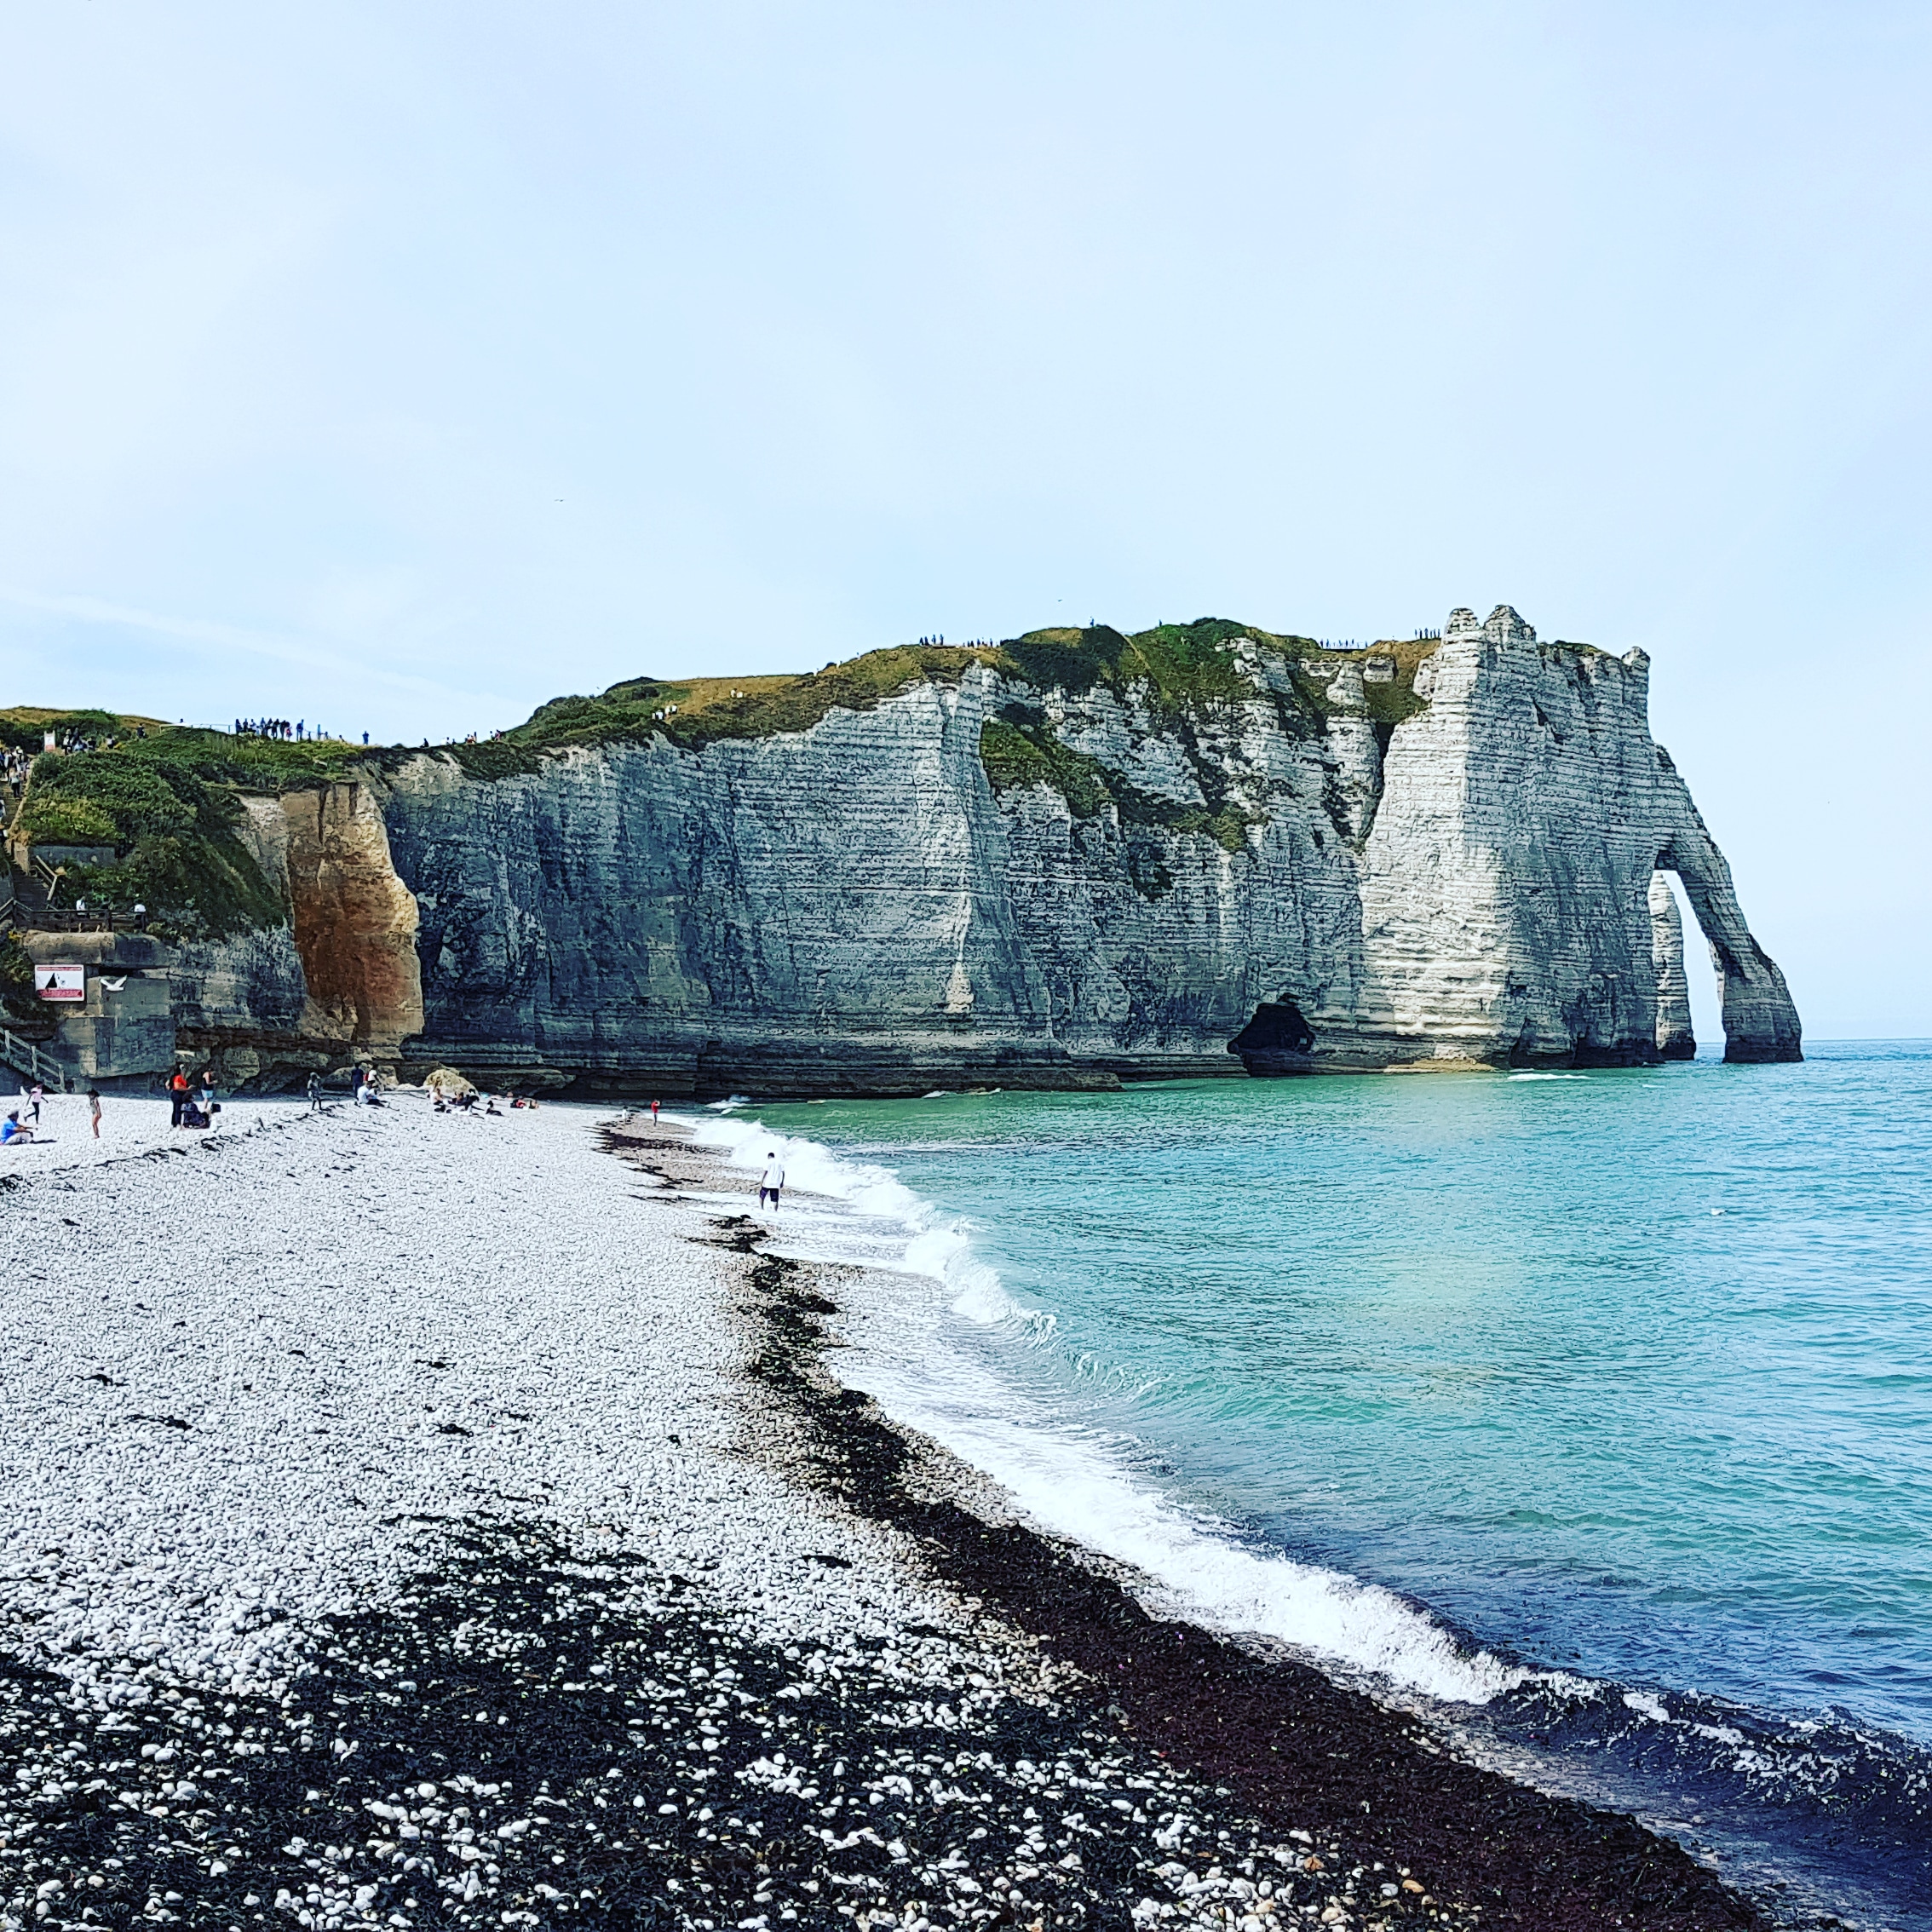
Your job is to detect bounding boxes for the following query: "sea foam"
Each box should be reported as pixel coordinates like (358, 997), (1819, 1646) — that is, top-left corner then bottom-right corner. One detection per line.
(686, 1109), (1528, 1707)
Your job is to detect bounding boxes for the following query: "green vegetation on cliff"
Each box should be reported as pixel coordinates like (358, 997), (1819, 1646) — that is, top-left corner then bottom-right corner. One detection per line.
(977, 715), (1117, 818)
(495, 618), (1435, 758)
(1, 710), (368, 934)
(497, 646), (1003, 759)
(981, 704), (1260, 891)
(12, 734), (287, 935)
(0, 932), (36, 1021)
(3, 619), (1441, 927)
(999, 619), (1268, 714)
(1284, 636), (1438, 733)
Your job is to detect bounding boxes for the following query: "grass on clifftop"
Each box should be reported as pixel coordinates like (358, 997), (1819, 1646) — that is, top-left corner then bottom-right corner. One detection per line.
(497, 619), (1438, 756)
(2, 623), (1440, 927)
(495, 647), (1005, 761)
(2, 711), (373, 935)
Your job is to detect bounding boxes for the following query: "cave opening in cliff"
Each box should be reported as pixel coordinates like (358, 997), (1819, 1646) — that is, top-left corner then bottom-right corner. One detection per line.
(1226, 998), (1316, 1076)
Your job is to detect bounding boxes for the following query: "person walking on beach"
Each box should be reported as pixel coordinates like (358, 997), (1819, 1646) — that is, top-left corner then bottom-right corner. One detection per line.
(306, 1070), (323, 1112)
(28, 1083), (43, 1126)
(651, 1099), (660, 1124)
(167, 1067), (189, 1129)
(759, 1152), (785, 1211)
(88, 1088), (101, 1139)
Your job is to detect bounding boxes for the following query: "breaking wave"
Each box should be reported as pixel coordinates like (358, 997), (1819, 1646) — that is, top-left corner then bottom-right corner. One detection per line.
(686, 1109), (1532, 1708)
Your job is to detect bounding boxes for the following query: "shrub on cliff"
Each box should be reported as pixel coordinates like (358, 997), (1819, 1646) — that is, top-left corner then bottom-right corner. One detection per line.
(0, 934), (37, 1022)
(18, 745), (284, 934)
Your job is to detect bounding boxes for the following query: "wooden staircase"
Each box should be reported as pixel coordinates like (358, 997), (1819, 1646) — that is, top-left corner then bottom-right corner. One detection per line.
(0, 1022), (71, 1093)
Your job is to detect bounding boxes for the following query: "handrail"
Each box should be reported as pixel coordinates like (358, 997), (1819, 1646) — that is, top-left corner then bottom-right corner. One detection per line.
(10, 909), (150, 934)
(0, 1023), (72, 1094)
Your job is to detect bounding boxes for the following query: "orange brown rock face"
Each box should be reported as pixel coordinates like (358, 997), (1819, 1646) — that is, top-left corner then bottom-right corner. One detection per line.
(283, 781), (424, 1055)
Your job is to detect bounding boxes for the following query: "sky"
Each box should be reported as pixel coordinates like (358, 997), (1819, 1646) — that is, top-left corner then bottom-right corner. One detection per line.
(1, 2), (1927, 1038)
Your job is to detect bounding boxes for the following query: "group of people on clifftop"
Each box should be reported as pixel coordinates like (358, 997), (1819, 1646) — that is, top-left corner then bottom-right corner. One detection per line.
(3, 728), (126, 779)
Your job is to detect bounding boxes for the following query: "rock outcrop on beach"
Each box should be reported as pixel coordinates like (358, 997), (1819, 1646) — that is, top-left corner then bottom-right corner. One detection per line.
(25, 603), (1797, 1091)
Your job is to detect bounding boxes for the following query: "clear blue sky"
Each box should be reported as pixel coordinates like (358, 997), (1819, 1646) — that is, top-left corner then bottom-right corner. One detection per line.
(2, 3), (1926, 1038)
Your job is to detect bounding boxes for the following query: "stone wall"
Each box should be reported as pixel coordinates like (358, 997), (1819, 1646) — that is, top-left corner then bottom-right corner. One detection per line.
(18, 931), (175, 1082)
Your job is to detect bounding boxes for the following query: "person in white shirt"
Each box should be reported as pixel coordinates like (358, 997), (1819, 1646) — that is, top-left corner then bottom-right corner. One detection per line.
(759, 1153), (785, 1210)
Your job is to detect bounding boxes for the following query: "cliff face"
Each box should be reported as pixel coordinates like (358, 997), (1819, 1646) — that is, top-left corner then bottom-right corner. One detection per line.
(282, 782), (423, 1053)
(1647, 874), (1696, 1060)
(343, 604), (1799, 1093)
(170, 785), (424, 1084)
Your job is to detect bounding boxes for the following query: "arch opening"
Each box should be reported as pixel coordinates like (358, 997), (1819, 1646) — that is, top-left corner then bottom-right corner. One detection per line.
(1653, 838), (1803, 1064)
(1647, 871), (1697, 1060)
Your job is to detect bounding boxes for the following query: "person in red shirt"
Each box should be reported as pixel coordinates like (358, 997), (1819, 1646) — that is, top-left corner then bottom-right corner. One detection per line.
(168, 1068), (190, 1129)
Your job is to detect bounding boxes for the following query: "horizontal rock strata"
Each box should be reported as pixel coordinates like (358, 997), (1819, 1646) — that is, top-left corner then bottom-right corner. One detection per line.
(175, 607), (1801, 1092)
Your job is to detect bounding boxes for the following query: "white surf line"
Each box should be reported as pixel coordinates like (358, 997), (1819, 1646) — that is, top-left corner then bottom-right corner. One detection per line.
(681, 1108), (1533, 1707)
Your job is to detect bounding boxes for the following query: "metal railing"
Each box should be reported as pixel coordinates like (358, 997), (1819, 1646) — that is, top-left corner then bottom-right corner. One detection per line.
(0, 1023), (72, 1094)
(12, 908), (150, 934)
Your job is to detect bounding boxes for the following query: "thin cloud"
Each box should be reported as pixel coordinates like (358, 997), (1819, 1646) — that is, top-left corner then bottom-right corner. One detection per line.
(0, 585), (503, 710)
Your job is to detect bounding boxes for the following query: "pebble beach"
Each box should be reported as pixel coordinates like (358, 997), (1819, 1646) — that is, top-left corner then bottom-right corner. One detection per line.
(0, 1095), (1768, 1932)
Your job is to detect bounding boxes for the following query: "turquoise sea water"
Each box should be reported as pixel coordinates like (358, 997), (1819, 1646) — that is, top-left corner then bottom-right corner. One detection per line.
(696, 1042), (1932, 1923)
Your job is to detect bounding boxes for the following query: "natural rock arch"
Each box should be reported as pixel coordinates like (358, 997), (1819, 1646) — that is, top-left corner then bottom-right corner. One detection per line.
(1651, 762), (1803, 1063)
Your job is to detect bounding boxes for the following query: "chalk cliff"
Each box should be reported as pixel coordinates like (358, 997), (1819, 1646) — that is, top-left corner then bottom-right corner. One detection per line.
(202, 602), (1789, 1095)
(1648, 874), (1696, 1061)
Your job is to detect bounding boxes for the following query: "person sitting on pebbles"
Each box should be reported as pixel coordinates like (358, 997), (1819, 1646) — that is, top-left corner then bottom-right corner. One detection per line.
(1, 1110), (35, 1146)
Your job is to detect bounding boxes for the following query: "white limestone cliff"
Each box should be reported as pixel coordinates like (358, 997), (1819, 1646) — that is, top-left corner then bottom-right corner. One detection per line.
(332, 605), (1800, 1093)
(1648, 874), (1695, 1060)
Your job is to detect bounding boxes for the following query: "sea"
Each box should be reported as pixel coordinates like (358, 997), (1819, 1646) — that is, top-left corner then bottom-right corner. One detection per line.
(688, 1041), (1932, 1929)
